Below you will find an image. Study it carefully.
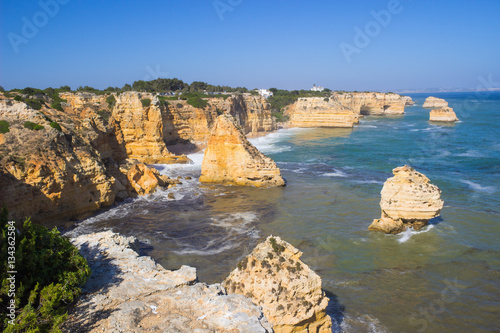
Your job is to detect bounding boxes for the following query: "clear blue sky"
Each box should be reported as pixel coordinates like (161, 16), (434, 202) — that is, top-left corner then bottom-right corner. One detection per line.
(1, 0), (499, 91)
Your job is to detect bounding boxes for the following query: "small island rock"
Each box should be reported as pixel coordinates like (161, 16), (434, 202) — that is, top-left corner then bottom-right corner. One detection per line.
(423, 96), (448, 109)
(369, 165), (444, 234)
(429, 107), (459, 122)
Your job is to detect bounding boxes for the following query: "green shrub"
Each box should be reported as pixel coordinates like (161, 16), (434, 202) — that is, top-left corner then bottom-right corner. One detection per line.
(0, 207), (91, 332)
(186, 96), (208, 109)
(23, 121), (37, 130)
(50, 92), (67, 112)
(324, 97), (330, 102)
(3, 92), (13, 98)
(34, 124), (44, 131)
(271, 112), (289, 123)
(25, 99), (42, 110)
(0, 120), (10, 134)
(97, 110), (111, 122)
(176, 103), (183, 108)
(157, 96), (170, 107)
(141, 98), (151, 107)
(14, 96), (23, 102)
(50, 122), (62, 131)
(106, 95), (116, 110)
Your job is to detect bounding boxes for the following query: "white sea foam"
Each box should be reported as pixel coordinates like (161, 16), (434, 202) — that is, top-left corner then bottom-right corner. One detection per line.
(249, 128), (308, 154)
(460, 180), (496, 193)
(397, 225), (435, 243)
(353, 179), (384, 185)
(323, 170), (348, 178)
(457, 150), (486, 158)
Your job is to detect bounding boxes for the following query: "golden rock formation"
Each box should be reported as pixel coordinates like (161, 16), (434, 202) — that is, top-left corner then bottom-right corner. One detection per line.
(223, 235), (332, 333)
(429, 107), (459, 122)
(199, 114), (285, 187)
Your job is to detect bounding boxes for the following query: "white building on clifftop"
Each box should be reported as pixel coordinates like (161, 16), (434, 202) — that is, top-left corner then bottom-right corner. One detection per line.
(311, 84), (325, 92)
(257, 89), (273, 98)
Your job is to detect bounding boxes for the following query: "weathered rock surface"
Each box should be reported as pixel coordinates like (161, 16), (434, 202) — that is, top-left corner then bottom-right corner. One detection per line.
(112, 92), (189, 164)
(285, 97), (360, 128)
(63, 231), (272, 333)
(285, 92), (407, 128)
(0, 99), (116, 223)
(200, 115), (285, 187)
(402, 96), (415, 106)
(369, 165), (444, 234)
(127, 163), (175, 195)
(429, 107), (459, 122)
(335, 92), (406, 115)
(223, 235), (332, 333)
(423, 96), (448, 109)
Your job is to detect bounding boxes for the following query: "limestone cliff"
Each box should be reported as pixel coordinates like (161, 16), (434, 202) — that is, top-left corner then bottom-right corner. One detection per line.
(64, 231), (273, 332)
(199, 115), (285, 187)
(162, 93), (276, 147)
(369, 165), (444, 234)
(423, 96), (448, 109)
(112, 92), (189, 164)
(0, 99), (116, 223)
(223, 235), (332, 333)
(429, 107), (459, 122)
(285, 97), (360, 128)
(402, 96), (415, 106)
(285, 92), (407, 128)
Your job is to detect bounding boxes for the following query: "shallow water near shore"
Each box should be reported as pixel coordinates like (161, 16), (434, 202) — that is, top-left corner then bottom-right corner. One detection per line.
(65, 92), (500, 332)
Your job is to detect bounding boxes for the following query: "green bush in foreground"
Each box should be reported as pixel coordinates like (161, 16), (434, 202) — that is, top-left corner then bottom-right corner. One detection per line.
(50, 122), (62, 131)
(141, 98), (151, 107)
(0, 207), (91, 332)
(34, 125), (44, 131)
(0, 120), (10, 134)
(23, 122), (37, 130)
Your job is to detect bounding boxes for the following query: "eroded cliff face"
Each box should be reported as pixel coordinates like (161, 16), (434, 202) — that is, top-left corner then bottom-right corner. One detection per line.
(200, 115), (285, 187)
(162, 94), (276, 146)
(285, 97), (360, 128)
(112, 92), (189, 164)
(0, 99), (116, 223)
(369, 165), (444, 234)
(285, 92), (407, 128)
(223, 235), (332, 333)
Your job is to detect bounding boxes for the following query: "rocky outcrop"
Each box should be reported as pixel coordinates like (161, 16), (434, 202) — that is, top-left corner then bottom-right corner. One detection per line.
(285, 92), (407, 128)
(112, 92), (189, 164)
(402, 96), (415, 106)
(223, 235), (332, 333)
(0, 99), (117, 223)
(423, 96), (448, 109)
(199, 115), (285, 187)
(285, 97), (360, 128)
(63, 231), (272, 333)
(429, 107), (459, 122)
(369, 165), (444, 234)
(127, 163), (178, 195)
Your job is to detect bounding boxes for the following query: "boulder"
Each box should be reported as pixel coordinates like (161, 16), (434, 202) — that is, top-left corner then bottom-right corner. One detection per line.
(369, 165), (444, 234)
(127, 163), (172, 195)
(200, 115), (285, 187)
(429, 107), (459, 122)
(423, 96), (448, 109)
(223, 236), (332, 333)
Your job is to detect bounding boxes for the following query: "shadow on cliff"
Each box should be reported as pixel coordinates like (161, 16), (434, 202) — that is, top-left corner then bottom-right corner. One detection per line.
(62, 241), (123, 333)
(324, 290), (346, 333)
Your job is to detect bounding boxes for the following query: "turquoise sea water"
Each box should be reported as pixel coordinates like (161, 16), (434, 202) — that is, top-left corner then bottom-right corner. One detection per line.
(67, 92), (500, 332)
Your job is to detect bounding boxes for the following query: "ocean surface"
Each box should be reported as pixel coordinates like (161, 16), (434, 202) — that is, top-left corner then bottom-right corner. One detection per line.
(66, 92), (500, 332)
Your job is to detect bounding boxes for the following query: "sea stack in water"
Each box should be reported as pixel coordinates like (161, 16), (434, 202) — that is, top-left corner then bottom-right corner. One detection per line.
(429, 107), (459, 122)
(369, 165), (444, 234)
(200, 114), (285, 187)
(127, 163), (176, 195)
(223, 236), (332, 333)
(423, 96), (448, 109)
